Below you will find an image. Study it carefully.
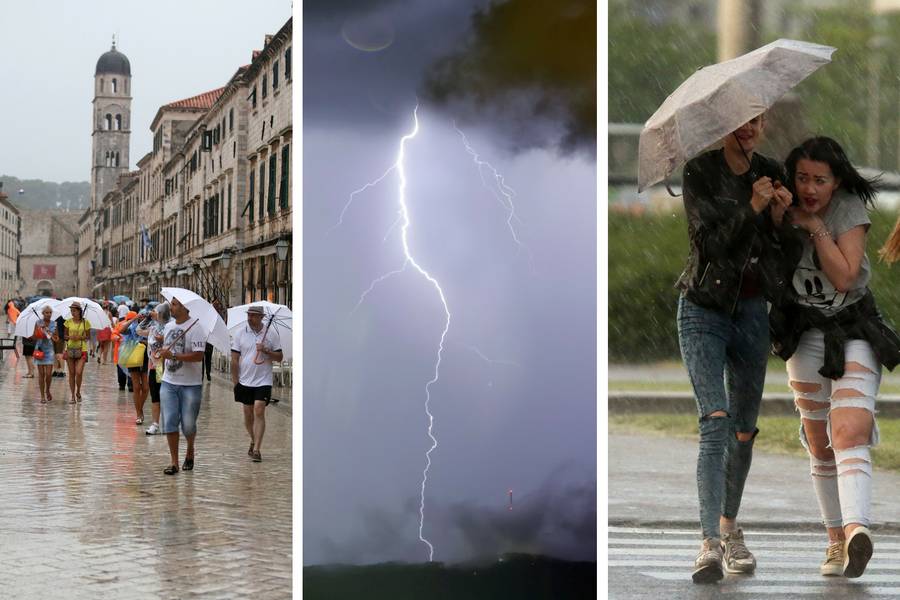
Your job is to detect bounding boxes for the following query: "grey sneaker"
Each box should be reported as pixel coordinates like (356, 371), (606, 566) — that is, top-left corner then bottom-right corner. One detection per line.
(821, 540), (843, 576)
(722, 528), (756, 574)
(145, 422), (160, 435)
(843, 526), (873, 578)
(692, 538), (724, 584)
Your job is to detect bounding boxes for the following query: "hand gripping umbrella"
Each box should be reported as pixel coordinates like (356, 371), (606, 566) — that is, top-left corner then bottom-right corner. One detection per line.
(638, 39), (836, 192)
(226, 301), (293, 362)
(159, 287), (230, 354)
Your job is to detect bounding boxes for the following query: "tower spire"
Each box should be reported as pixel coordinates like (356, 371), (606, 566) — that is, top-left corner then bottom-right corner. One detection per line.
(112, 33), (116, 50)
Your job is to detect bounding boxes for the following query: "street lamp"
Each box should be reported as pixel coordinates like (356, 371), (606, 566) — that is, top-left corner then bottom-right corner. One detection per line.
(275, 238), (289, 262)
(220, 248), (232, 269)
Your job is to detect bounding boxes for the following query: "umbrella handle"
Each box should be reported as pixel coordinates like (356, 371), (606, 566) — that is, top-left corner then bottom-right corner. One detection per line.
(251, 308), (280, 364)
(151, 319), (198, 360)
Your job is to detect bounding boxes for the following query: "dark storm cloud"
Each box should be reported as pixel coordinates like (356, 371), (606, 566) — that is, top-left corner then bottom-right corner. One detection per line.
(304, 0), (596, 155)
(312, 466), (596, 565)
(447, 469), (596, 561)
(422, 0), (597, 155)
(304, 0), (407, 23)
(304, 0), (483, 128)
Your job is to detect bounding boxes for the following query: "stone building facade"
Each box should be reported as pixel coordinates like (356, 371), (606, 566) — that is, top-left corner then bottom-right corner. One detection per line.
(0, 185), (21, 300)
(83, 17), (292, 307)
(19, 208), (83, 298)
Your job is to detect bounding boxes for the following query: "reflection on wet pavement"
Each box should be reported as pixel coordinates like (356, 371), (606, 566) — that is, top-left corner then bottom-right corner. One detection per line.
(0, 355), (292, 598)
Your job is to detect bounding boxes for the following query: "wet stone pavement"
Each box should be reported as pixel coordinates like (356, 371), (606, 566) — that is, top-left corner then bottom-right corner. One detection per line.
(0, 353), (292, 599)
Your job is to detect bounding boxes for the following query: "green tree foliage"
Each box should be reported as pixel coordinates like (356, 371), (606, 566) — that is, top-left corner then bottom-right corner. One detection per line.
(610, 207), (900, 363)
(0, 175), (89, 211)
(608, 0), (716, 124)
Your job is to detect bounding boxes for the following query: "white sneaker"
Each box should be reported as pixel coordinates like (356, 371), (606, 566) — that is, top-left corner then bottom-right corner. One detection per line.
(692, 538), (724, 584)
(821, 541), (843, 576)
(722, 528), (756, 574)
(145, 422), (160, 435)
(844, 526), (873, 578)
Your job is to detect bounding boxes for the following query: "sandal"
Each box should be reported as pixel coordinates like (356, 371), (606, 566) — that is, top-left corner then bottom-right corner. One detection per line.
(135, 416), (144, 425)
(163, 465), (179, 475)
(69, 398), (76, 404)
(40, 398), (47, 404)
(76, 393), (82, 402)
(182, 457), (194, 471)
(248, 443), (255, 457)
(24, 374), (34, 378)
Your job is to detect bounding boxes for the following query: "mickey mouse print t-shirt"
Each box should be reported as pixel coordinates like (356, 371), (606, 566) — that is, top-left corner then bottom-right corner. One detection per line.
(160, 318), (208, 386)
(792, 190), (871, 314)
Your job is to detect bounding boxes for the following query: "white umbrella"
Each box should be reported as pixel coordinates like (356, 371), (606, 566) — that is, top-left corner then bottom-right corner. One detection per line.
(159, 287), (229, 354)
(15, 298), (63, 338)
(226, 301), (293, 361)
(52, 297), (111, 329)
(638, 39), (836, 192)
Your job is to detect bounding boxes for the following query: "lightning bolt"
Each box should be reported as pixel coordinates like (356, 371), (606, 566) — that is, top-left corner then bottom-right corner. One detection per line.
(453, 122), (526, 254)
(342, 104), (447, 561)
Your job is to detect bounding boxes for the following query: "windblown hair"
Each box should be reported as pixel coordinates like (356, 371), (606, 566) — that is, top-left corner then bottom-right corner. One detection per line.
(784, 137), (879, 208)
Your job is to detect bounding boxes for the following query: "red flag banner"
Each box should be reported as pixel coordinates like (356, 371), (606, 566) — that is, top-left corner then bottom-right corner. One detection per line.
(33, 264), (56, 279)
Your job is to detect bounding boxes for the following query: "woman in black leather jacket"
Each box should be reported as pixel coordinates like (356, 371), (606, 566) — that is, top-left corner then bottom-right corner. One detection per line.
(676, 113), (793, 584)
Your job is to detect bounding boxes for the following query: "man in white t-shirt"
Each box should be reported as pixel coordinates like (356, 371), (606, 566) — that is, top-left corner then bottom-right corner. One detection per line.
(231, 305), (283, 462)
(156, 296), (208, 475)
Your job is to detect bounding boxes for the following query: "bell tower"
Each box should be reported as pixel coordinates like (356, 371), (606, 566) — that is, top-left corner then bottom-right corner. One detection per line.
(91, 36), (132, 211)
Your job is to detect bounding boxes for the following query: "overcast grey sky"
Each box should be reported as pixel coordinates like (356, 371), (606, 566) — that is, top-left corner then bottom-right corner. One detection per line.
(304, 0), (596, 565)
(0, 0), (291, 183)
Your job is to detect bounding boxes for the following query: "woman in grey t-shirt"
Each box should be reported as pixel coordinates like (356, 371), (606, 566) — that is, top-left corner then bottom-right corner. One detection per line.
(781, 137), (881, 578)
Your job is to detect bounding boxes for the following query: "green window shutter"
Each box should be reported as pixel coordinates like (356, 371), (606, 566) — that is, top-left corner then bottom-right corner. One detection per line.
(280, 144), (290, 210)
(268, 154), (277, 215)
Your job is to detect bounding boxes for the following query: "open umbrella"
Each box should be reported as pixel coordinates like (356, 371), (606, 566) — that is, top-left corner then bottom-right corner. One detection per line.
(226, 301), (293, 361)
(15, 298), (62, 338)
(159, 287), (229, 354)
(112, 295), (131, 304)
(53, 297), (111, 330)
(638, 39), (836, 192)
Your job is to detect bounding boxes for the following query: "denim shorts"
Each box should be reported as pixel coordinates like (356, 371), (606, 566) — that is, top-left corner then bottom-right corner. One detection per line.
(160, 381), (202, 436)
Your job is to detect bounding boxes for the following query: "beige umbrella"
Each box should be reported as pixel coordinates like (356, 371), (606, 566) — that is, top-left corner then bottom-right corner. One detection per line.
(638, 39), (836, 192)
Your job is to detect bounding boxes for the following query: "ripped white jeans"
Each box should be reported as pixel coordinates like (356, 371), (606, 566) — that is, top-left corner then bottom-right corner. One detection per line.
(787, 329), (881, 528)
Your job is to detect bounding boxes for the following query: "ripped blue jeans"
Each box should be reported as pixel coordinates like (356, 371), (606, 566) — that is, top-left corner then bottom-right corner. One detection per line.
(677, 294), (769, 539)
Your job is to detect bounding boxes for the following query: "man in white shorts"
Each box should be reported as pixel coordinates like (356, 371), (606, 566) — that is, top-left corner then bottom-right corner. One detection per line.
(231, 305), (283, 462)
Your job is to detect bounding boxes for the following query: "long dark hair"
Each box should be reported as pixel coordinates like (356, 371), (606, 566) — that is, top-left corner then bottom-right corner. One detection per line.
(785, 137), (879, 207)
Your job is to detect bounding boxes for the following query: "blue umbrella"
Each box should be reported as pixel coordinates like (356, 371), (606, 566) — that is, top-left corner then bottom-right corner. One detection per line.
(112, 295), (130, 304)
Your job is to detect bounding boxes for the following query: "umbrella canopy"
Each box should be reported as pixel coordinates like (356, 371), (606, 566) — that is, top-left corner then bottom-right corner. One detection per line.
(227, 301), (293, 361)
(53, 297), (111, 330)
(112, 295), (131, 304)
(638, 39), (836, 192)
(15, 298), (62, 338)
(159, 287), (229, 353)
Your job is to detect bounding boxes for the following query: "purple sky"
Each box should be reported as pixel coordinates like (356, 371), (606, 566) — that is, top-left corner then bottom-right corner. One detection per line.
(303, 0), (596, 565)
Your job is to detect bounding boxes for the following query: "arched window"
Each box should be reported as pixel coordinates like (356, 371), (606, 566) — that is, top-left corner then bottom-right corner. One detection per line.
(115, 152), (120, 167)
(112, 79), (118, 93)
(105, 151), (110, 167)
(115, 114), (122, 130)
(100, 78), (104, 92)
(105, 114), (112, 130)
